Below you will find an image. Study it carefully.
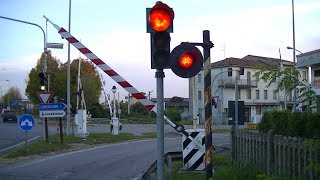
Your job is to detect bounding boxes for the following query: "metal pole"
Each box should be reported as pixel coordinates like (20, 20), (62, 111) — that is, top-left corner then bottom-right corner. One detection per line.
(127, 93), (130, 115)
(203, 30), (213, 180)
(66, 0), (72, 135)
(118, 92), (120, 119)
(235, 71), (239, 130)
(292, 0), (297, 111)
(220, 68), (224, 124)
(0, 87), (2, 105)
(59, 118), (64, 144)
(6, 80), (10, 109)
(156, 69), (164, 180)
(113, 91), (116, 118)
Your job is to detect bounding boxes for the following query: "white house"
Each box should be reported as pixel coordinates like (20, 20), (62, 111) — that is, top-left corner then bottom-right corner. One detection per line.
(189, 55), (309, 125)
(297, 48), (320, 111)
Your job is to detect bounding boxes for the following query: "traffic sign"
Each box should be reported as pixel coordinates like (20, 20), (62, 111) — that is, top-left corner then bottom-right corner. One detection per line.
(39, 103), (67, 111)
(39, 110), (66, 118)
(19, 114), (35, 131)
(36, 91), (54, 103)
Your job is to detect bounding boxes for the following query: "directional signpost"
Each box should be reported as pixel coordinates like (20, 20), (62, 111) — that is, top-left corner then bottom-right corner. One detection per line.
(39, 103), (67, 118)
(18, 114), (35, 147)
(38, 102), (66, 144)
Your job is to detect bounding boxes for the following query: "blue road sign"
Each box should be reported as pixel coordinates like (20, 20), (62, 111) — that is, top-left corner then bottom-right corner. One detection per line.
(38, 103), (67, 111)
(19, 114), (35, 131)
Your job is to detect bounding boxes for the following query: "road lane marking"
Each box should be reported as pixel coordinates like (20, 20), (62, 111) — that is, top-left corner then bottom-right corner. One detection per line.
(0, 136), (40, 153)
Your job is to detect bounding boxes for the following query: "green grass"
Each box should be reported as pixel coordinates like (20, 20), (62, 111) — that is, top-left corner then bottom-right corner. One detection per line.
(164, 155), (286, 180)
(4, 132), (156, 159)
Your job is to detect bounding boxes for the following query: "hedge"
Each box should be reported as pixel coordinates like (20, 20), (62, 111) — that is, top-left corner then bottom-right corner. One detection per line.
(258, 111), (320, 139)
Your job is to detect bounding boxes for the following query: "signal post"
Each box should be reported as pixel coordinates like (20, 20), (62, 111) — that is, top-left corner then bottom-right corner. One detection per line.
(146, 2), (208, 179)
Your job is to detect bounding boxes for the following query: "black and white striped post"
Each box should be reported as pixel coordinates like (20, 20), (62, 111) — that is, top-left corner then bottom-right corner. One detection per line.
(182, 129), (205, 170)
(203, 30), (214, 180)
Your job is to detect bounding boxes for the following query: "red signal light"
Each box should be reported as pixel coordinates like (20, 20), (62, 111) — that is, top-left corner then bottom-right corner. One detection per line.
(149, 2), (174, 32)
(179, 53), (194, 69)
(150, 9), (171, 32)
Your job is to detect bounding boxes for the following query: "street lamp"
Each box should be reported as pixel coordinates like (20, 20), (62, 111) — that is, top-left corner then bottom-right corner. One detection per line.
(287, 46), (303, 54)
(287, 46), (312, 85)
(111, 86), (117, 118)
(290, 0), (297, 111)
(0, 16), (47, 88)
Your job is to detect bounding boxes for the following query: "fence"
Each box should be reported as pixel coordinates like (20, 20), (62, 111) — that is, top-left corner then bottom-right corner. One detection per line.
(231, 129), (319, 179)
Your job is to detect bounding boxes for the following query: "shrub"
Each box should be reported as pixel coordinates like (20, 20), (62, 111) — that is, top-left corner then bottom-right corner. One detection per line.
(257, 110), (320, 139)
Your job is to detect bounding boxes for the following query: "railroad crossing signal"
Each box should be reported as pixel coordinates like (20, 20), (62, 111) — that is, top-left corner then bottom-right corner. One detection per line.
(169, 43), (203, 78)
(146, 2), (203, 78)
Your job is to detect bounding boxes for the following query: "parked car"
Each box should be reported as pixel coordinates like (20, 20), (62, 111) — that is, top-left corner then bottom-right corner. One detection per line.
(3, 110), (18, 123)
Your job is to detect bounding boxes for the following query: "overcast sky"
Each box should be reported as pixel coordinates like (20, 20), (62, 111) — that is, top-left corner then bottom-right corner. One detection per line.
(1, 0), (319, 101)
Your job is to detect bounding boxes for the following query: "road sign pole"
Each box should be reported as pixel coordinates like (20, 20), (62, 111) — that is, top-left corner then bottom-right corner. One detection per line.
(25, 131), (28, 149)
(45, 119), (48, 142)
(59, 117), (63, 144)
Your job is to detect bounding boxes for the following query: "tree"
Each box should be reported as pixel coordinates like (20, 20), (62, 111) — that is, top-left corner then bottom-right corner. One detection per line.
(25, 52), (102, 111)
(254, 63), (317, 110)
(2, 86), (22, 110)
(68, 59), (102, 111)
(130, 102), (149, 116)
(25, 51), (61, 104)
(165, 106), (181, 122)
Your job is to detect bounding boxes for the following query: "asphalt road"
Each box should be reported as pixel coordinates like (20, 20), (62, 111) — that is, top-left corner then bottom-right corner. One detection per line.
(0, 121), (231, 179)
(0, 119), (57, 155)
(0, 134), (230, 180)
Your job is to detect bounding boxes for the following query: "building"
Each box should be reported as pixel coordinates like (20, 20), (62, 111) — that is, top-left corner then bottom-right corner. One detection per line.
(297, 48), (320, 111)
(190, 55), (309, 125)
(151, 97), (190, 120)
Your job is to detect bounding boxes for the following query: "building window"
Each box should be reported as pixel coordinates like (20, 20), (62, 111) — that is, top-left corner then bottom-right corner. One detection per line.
(198, 91), (201, 100)
(315, 69), (320, 77)
(247, 89), (251, 99)
(302, 71), (307, 81)
(264, 90), (268, 100)
(228, 68), (232, 76)
(256, 106), (261, 115)
(198, 74), (201, 83)
(273, 90), (277, 100)
(256, 90), (260, 99)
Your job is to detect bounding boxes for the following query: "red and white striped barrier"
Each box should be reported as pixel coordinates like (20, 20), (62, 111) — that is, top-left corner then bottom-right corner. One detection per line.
(44, 16), (155, 111)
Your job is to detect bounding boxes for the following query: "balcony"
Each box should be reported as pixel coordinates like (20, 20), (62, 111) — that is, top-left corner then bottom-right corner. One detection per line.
(217, 78), (257, 88)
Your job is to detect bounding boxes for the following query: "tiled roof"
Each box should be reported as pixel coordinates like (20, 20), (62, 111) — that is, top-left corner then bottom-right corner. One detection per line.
(211, 57), (264, 68)
(297, 48), (320, 58)
(211, 55), (294, 68)
(243, 55), (293, 66)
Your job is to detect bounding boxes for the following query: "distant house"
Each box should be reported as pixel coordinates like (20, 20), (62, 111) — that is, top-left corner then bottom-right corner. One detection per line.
(151, 97), (189, 120)
(190, 55), (309, 125)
